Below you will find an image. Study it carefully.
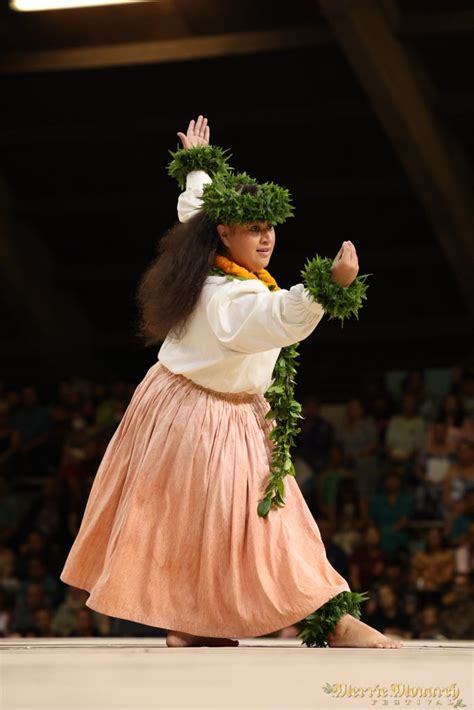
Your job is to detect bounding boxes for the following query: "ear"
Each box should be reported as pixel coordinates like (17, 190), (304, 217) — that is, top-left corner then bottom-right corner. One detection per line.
(217, 224), (231, 248)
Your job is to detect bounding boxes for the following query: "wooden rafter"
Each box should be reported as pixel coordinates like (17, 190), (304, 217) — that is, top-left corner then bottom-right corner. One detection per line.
(0, 26), (331, 74)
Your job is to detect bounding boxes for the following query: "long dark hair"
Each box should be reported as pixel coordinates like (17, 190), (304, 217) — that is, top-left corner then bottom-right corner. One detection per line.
(135, 184), (260, 347)
(134, 212), (222, 346)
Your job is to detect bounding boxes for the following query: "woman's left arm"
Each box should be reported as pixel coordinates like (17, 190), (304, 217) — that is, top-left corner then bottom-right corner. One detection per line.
(206, 279), (325, 353)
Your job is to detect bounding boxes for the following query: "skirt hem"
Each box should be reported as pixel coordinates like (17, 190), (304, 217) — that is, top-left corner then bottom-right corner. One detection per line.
(61, 573), (351, 639)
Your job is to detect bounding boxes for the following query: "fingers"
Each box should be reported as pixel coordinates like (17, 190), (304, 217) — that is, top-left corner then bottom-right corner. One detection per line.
(336, 241), (358, 267)
(181, 116), (210, 147)
(195, 115), (204, 135)
(196, 115), (208, 139)
(185, 119), (195, 144)
(342, 241), (358, 264)
(177, 131), (191, 149)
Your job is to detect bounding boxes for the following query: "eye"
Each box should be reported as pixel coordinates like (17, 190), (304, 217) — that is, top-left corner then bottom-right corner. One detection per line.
(250, 224), (259, 232)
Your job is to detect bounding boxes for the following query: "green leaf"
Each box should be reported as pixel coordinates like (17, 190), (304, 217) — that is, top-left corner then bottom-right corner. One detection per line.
(257, 498), (272, 517)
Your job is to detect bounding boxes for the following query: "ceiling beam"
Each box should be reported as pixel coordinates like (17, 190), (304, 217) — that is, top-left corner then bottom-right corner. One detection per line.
(1, 7), (474, 75)
(0, 25), (331, 74)
(318, 0), (474, 315)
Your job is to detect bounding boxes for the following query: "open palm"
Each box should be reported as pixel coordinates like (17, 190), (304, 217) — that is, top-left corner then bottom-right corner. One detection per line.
(177, 115), (210, 150)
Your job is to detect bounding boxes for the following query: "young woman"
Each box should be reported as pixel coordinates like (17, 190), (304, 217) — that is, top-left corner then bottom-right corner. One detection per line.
(60, 115), (402, 649)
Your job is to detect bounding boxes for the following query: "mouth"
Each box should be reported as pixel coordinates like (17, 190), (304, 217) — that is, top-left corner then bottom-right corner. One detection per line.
(256, 248), (271, 255)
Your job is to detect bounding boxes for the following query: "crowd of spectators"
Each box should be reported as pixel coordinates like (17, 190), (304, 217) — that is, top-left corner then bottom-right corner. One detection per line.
(0, 359), (473, 641)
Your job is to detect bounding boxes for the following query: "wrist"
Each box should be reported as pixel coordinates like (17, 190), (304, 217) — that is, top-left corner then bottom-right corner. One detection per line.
(302, 255), (371, 325)
(167, 144), (232, 189)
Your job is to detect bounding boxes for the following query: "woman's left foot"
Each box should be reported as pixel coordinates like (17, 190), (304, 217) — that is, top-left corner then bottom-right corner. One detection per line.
(327, 614), (403, 648)
(166, 630), (239, 647)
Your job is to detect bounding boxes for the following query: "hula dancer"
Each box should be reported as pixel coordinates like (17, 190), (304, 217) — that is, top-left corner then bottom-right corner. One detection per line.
(60, 115), (402, 649)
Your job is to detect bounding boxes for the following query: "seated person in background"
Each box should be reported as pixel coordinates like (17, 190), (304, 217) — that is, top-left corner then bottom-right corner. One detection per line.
(442, 438), (474, 519)
(368, 471), (414, 554)
(409, 527), (455, 605)
(363, 374), (397, 450)
(13, 386), (54, 477)
(385, 393), (426, 479)
(348, 525), (387, 593)
(294, 394), (335, 476)
(316, 516), (350, 581)
(0, 401), (21, 481)
(438, 392), (467, 448)
(439, 573), (474, 639)
(400, 369), (438, 422)
(444, 490), (474, 546)
(316, 444), (350, 526)
(331, 482), (364, 556)
(414, 605), (446, 640)
(335, 398), (380, 522)
(0, 477), (23, 545)
(460, 374), (474, 420)
(364, 584), (411, 639)
(413, 418), (457, 520)
(378, 553), (408, 597)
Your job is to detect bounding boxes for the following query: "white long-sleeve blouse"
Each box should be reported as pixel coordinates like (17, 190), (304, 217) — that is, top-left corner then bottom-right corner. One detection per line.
(158, 276), (325, 394)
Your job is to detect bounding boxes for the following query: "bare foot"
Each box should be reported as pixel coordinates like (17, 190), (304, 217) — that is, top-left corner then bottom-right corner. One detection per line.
(327, 614), (403, 648)
(166, 630), (239, 647)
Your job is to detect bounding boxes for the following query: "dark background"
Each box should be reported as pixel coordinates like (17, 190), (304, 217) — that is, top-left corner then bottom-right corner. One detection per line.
(0, 0), (473, 399)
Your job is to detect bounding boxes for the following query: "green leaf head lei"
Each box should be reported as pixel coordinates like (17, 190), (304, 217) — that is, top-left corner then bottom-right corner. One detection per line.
(201, 171), (294, 226)
(167, 145), (294, 226)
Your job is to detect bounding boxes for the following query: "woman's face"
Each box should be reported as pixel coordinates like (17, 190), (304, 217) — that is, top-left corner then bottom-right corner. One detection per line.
(217, 221), (275, 272)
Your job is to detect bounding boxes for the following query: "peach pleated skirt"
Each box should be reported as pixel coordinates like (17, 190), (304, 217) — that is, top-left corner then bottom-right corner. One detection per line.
(60, 361), (351, 638)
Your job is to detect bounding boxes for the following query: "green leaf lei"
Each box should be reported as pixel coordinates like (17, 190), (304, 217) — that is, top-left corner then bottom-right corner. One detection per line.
(295, 590), (371, 647)
(202, 172), (294, 226)
(209, 257), (371, 518)
(167, 144), (232, 190)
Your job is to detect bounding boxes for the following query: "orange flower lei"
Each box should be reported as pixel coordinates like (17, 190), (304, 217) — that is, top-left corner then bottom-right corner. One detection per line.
(213, 254), (280, 291)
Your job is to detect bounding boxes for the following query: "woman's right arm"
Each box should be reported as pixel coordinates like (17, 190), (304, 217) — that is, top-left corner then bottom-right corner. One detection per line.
(174, 115), (213, 222)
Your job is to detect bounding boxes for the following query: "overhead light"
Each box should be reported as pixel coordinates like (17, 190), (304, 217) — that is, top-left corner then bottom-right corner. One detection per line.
(10, 0), (154, 10)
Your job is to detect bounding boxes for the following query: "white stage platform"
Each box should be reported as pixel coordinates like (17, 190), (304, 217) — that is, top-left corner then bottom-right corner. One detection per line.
(1, 638), (473, 709)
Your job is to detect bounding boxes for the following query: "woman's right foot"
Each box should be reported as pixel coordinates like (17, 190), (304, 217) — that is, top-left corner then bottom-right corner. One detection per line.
(166, 630), (239, 647)
(327, 614), (403, 648)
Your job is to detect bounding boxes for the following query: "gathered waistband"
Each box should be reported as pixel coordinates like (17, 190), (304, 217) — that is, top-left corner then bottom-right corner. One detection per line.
(158, 363), (262, 404)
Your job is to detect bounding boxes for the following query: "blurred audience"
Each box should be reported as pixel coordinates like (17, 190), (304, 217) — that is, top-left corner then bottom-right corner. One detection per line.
(368, 471), (413, 553)
(335, 398), (379, 521)
(385, 393), (426, 479)
(1, 358), (473, 640)
(409, 527), (455, 605)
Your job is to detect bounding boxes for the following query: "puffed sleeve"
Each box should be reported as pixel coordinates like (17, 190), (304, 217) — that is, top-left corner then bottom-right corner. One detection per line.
(177, 170), (212, 223)
(206, 278), (325, 353)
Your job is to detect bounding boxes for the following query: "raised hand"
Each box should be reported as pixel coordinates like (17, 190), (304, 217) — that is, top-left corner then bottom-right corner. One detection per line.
(331, 241), (359, 288)
(177, 115), (210, 150)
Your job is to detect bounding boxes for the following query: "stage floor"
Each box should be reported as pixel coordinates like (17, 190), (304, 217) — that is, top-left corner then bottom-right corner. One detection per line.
(1, 638), (473, 709)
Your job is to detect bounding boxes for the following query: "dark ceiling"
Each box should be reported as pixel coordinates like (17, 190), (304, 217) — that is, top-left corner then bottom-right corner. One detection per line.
(0, 0), (473, 398)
